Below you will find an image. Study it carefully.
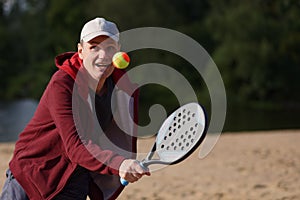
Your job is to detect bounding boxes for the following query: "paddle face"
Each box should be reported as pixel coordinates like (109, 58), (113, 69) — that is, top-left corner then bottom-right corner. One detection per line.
(154, 102), (207, 164)
(120, 102), (207, 186)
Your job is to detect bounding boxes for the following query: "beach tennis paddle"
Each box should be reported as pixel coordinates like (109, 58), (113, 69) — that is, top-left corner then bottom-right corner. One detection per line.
(120, 102), (208, 186)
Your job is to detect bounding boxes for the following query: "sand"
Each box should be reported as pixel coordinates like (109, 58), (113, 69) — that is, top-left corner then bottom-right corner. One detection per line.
(1, 130), (299, 200)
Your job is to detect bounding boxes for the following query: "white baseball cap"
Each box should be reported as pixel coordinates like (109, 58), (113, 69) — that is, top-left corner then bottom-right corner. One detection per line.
(80, 17), (119, 42)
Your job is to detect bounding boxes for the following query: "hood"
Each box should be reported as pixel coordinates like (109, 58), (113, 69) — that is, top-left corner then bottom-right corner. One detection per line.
(55, 52), (82, 80)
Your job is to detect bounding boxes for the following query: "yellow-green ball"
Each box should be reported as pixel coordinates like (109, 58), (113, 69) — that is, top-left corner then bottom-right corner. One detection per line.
(112, 52), (130, 69)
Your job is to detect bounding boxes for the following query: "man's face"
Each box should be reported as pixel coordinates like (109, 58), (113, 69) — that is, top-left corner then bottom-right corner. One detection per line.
(78, 36), (120, 82)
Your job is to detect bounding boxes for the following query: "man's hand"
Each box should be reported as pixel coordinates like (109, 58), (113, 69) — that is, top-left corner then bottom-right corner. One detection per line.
(119, 159), (151, 183)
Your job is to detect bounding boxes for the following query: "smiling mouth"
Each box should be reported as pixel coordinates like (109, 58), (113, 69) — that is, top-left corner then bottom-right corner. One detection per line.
(95, 63), (111, 68)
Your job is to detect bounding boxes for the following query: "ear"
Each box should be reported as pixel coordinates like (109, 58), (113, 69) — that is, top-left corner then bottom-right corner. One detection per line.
(77, 43), (83, 59)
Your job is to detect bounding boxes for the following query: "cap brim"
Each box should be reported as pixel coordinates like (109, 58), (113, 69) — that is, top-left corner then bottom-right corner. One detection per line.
(81, 31), (119, 42)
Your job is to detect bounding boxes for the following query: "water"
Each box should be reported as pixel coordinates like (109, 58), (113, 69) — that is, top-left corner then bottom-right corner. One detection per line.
(223, 106), (300, 132)
(0, 99), (299, 142)
(0, 99), (38, 142)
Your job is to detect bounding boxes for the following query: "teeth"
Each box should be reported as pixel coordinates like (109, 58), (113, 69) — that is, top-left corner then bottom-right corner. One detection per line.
(96, 63), (111, 67)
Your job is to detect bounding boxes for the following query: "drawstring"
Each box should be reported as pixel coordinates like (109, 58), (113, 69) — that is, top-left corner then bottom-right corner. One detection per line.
(6, 169), (15, 180)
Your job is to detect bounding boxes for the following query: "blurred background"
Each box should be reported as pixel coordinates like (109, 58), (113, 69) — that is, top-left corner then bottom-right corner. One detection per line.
(0, 0), (299, 142)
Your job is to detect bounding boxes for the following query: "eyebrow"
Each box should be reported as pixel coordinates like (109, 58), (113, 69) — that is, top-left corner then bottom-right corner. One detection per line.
(88, 41), (117, 46)
(88, 42), (100, 45)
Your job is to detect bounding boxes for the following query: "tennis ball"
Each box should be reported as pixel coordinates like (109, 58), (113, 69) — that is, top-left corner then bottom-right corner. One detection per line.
(112, 52), (130, 69)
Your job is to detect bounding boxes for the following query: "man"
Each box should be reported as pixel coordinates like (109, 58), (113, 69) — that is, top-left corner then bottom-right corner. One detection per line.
(0, 17), (149, 200)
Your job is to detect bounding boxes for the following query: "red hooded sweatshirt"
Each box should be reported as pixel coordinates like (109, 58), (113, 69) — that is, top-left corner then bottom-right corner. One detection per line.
(9, 52), (139, 200)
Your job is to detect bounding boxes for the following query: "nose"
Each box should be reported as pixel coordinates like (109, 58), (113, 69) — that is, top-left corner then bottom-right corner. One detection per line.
(98, 49), (107, 59)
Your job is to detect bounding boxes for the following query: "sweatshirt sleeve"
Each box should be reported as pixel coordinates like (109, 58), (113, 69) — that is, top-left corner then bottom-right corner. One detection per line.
(47, 72), (125, 175)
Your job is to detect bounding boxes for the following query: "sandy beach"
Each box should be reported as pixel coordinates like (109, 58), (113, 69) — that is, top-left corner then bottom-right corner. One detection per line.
(1, 130), (299, 200)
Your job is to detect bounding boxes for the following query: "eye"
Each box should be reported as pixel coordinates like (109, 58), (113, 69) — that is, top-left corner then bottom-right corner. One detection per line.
(106, 46), (117, 54)
(90, 45), (99, 51)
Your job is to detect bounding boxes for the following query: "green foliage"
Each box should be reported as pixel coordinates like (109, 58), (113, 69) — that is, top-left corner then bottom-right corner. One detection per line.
(0, 0), (87, 99)
(205, 0), (300, 106)
(0, 0), (299, 111)
(45, 0), (86, 53)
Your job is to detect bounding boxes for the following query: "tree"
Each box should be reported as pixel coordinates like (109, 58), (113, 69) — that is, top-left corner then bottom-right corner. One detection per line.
(205, 0), (300, 107)
(0, 0), (87, 99)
